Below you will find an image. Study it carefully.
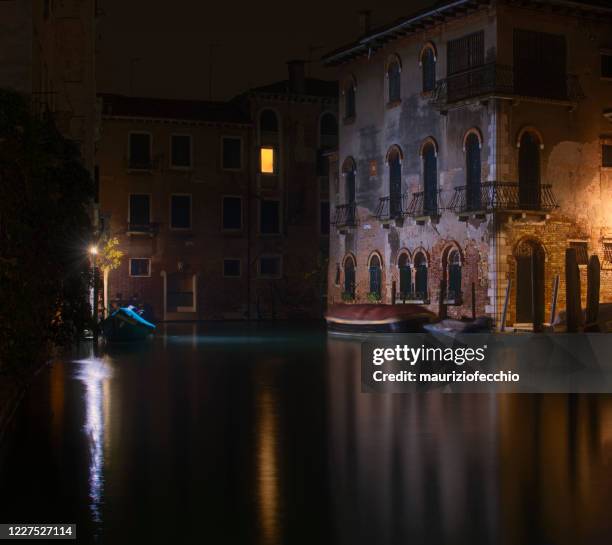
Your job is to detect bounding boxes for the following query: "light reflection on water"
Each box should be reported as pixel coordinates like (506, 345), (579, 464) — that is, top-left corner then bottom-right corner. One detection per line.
(74, 347), (113, 529)
(1, 323), (612, 545)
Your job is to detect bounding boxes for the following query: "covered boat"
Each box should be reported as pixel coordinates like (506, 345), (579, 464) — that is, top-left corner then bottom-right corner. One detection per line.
(101, 307), (156, 342)
(325, 303), (436, 334)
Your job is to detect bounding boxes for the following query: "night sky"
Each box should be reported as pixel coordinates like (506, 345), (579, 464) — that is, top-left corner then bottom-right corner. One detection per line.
(97, 0), (434, 101)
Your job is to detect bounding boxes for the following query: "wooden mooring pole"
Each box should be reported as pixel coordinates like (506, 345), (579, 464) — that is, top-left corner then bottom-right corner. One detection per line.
(500, 278), (511, 332)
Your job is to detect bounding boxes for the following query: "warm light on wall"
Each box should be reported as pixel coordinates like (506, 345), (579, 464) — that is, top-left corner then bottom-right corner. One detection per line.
(260, 147), (275, 174)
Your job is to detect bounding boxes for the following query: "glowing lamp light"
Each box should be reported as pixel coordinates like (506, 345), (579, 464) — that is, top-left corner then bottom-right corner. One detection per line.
(260, 147), (275, 174)
(89, 245), (99, 256)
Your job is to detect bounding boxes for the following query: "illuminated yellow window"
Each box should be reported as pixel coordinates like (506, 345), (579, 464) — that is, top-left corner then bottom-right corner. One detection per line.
(260, 147), (275, 174)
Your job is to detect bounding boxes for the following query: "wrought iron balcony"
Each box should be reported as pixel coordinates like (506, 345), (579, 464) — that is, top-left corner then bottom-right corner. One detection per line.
(448, 182), (558, 215)
(374, 194), (409, 221)
(405, 190), (444, 220)
(332, 203), (358, 228)
(430, 63), (584, 108)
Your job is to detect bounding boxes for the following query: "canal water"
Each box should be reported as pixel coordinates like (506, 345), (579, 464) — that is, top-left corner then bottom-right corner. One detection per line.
(1, 323), (612, 545)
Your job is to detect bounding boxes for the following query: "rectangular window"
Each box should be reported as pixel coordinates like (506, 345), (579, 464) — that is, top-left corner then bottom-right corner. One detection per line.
(222, 137), (242, 170)
(129, 194), (151, 227)
(223, 259), (241, 278)
(171, 195), (191, 229)
(260, 147), (275, 174)
(258, 256), (281, 278)
(569, 241), (588, 265)
(447, 31), (484, 76)
(602, 54), (612, 79)
(129, 133), (151, 169)
(129, 258), (151, 277)
(170, 134), (192, 168)
(604, 242), (612, 263)
(320, 200), (330, 235)
(603, 144), (612, 168)
(260, 200), (280, 234)
(222, 197), (242, 230)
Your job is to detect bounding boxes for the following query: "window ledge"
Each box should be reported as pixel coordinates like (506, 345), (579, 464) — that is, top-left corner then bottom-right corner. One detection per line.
(386, 99), (401, 109)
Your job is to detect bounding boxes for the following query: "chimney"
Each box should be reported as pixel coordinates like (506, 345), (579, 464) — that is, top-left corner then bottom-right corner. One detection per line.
(358, 10), (372, 35)
(287, 60), (306, 94)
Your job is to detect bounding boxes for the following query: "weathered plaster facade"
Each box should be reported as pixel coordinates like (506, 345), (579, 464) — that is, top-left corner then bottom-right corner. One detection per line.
(325, 0), (612, 328)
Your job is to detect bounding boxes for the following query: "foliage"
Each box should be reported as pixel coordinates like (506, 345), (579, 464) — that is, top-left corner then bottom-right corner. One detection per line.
(0, 90), (94, 375)
(367, 292), (382, 303)
(341, 291), (355, 302)
(96, 236), (123, 273)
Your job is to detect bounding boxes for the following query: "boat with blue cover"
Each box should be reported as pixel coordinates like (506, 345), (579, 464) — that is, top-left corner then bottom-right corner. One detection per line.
(101, 306), (156, 341)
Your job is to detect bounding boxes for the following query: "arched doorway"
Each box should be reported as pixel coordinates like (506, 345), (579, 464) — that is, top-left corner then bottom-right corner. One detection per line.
(398, 253), (412, 299)
(369, 254), (382, 299)
(465, 132), (481, 211)
(518, 132), (541, 209)
(515, 239), (545, 324)
(446, 249), (462, 301)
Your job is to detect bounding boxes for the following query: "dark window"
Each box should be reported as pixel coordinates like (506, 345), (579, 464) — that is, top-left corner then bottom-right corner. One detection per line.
(317, 151), (330, 176)
(320, 113), (338, 149)
(171, 135), (191, 168)
(518, 132), (541, 209)
(129, 194), (150, 227)
(129, 133), (151, 169)
(260, 109), (279, 133)
(421, 47), (436, 92)
(334, 264), (341, 285)
(447, 250), (462, 300)
(603, 144), (612, 168)
(345, 82), (356, 119)
(259, 256), (281, 278)
(369, 255), (382, 298)
(222, 137), (242, 169)
(388, 61), (401, 103)
(223, 197), (242, 230)
(422, 143), (438, 215)
(223, 259), (241, 277)
(465, 133), (482, 211)
(320, 201), (330, 235)
(171, 195), (191, 229)
(602, 54), (612, 78)
(398, 253), (411, 298)
(414, 253), (428, 299)
(447, 31), (484, 76)
(570, 241), (588, 265)
(130, 258), (150, 277)
(389, 149), (402, 218)
(514, 29), (567, 100)
(344, 257), (355, 296)
(260, 200), (280, 234)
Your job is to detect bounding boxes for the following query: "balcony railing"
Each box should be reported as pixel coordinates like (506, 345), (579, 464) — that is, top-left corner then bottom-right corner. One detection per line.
(374, 194), (409, 221)
(448, 182), (558, 214)
(396, 291), (430, 304)
(127, 222), (158, 235)
(332, 203), (358, 228)
(405, 190), (444, 219)
(431, 63), (584, 107)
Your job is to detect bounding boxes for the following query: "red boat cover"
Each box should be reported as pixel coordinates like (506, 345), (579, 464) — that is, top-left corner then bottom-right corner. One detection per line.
(326, 304), (436, 324)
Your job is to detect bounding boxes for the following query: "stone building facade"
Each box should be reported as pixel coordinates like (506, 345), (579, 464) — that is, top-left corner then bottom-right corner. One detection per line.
(324, 0), (612, 328)
(97, 64), (337, 320)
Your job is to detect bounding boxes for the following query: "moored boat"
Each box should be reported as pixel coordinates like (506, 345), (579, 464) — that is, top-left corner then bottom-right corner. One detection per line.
(101, 307), (156, 342)
(325, 303), (436, 334)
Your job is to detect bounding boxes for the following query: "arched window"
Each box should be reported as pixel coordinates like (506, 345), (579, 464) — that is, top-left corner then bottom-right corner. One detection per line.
(369, 254), (382, 299)
(387, 58), (401, 103)
(421, 46), (436, 93)
(343, 255), (356, 298)
(398, 253), (412, 299)
(260, 109), (279, 133)
(414, 252), (428, 300)
(465, 132), (482, 211)
(320, 112), (338, 148)
(344, 78), (356, 120)
(447, 249), (462, 301)
(518, 131), (541, 209)
(388, 146), (403, 218)
(422, 141), (438, 215)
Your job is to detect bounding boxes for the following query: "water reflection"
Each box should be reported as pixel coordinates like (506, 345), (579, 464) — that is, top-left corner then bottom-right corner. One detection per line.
(75, 346), (113, 527)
